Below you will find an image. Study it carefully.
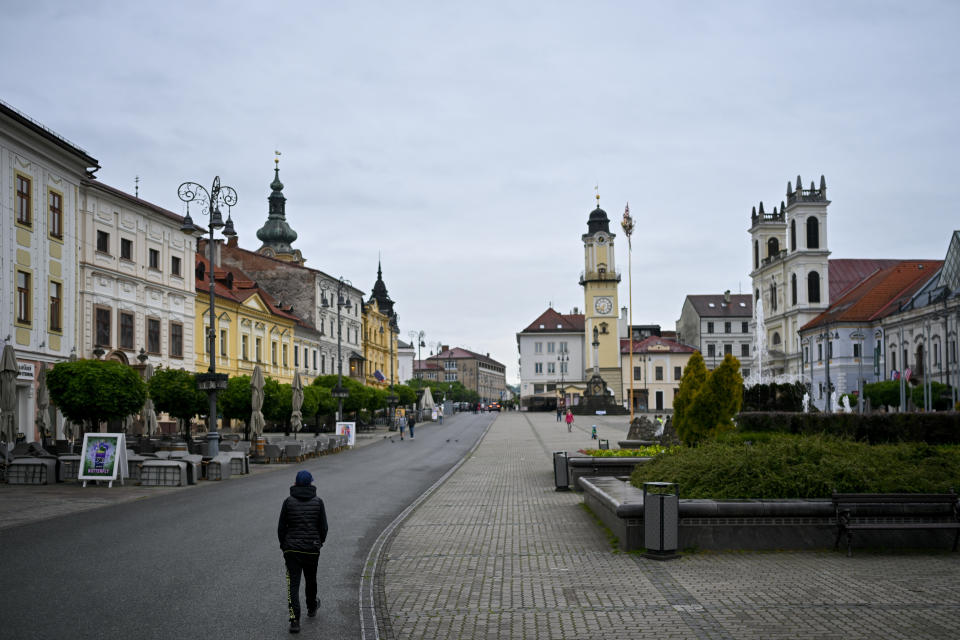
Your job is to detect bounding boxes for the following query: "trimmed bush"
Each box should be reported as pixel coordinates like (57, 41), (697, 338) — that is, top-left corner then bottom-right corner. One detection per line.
(735, 411), (960, 444)
(630, 434), (960, 499)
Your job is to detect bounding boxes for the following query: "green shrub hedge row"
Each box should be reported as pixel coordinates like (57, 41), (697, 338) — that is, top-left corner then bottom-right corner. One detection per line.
(736, 411), (960, 444)
(629, 434), (960, 499)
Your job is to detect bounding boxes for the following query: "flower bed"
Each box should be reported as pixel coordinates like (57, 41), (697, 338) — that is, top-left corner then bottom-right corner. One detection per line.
(578, 445), (674, 458)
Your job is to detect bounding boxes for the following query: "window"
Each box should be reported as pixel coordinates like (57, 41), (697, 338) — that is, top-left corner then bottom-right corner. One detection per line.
(724, 322), (731, 334)
(119, 311), (135, 349)
(707, 322), (714, 334)
(95, 307), (111, 347)
(271, 341), (277, 365)
(935, 343), (941, 367)
(770, 283), (778, 311)
(171, 256), (182, 277)
(853, 343), (861, 358)
(742, 322), (748, 333)
(560, 361), (567, 374)
(655, 366), (663, 381)
(255, 337), (262, 362)
(674, 366), (682, 380)
(96, 230), (110, 253)
(803, 346), (809, 364)
(560, 341), (568, 353)
(48, 191), (62, 238)
(806, 216), (819, 249)
(148, 248), (160, 270)
(753, 240), (759, 269)
(707, 344), (716, 357)
(321, 354), (325, 373)
(790, 219), (796, 251)
(547, 362), (555, 374)
(808, 272), (820, 303)
(171, 322), (183, 357)
(294, 345), (299, 367)
(818, 344), (823, 361)
(313, 350), (317, 370)
(547, 342), (555, 353)
(724, 344), (732, 355)
(791, 273), (797, 306)
(16, 271), (31, 325)
(49, 281), (62, 331)
(16, 175), (33, 226)
(120, 238), (133, 260)
(633, 366), (642, 381)
(535, 342), (543, 353)
(742, 368), (751, 378)
(147, 318), (161, 354)
(242, 335), (249, 360)
(445, 372), (458, 382)
(767, 237), (779, 258)
(535, 362), (543, 374)
(741, 344), (750, 357)
(220, 329), (227, 357)
(283, 345), (288, 367)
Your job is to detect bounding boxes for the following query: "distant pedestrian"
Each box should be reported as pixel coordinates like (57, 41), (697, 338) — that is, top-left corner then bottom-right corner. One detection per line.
(565, 410), (574, 433)
(438, 406), (444, 424)
(398, 413), (405, 440)
(556, 406), (562, 422)
(278, 470), (328, 634)
(409, 412), (417, 439)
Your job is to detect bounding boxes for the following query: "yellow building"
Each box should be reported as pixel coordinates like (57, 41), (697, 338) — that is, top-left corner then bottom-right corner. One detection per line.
(362, 261), (399, 388)
(194, 245), (298, 384)
(580, 195), (623, 401)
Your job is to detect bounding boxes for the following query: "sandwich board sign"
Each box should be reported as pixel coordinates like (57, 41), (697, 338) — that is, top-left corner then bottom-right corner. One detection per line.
(78, 433), (128, 487)
(335, 422), (356, 447)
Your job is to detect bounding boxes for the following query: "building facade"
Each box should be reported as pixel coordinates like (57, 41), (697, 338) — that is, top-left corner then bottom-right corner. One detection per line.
(516, 307), (585, 409)
(676, 292), (753, 377)
(425, 346), (507, 403)
(362, 262), (399, 388)
(621, 335), (696, 413)
(1, 102), (99, 441)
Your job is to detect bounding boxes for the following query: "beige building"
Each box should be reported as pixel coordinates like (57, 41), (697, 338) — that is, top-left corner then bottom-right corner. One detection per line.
(621, 335), (696, 413)
(420, 346), (507, 403)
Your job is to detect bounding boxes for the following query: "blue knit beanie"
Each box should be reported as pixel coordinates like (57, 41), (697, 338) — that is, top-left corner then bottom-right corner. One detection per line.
(295, 470), (313, 486)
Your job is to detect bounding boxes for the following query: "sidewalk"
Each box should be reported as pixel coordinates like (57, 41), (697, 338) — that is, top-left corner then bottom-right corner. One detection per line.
(0, 426), (390, 531)
(375, 411), (960, 640)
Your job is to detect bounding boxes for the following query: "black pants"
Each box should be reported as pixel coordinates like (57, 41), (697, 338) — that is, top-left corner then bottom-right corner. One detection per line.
(284, 550), (319, 621)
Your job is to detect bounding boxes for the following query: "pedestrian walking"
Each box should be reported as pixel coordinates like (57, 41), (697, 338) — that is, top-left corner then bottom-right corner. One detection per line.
(556, 406), (562, 422)
(565, 409), (574, 433)
(409, 411), (417, 439)
(438, 406), (444, 424)
(278, 470), (328, 634)
(398, 412), (405, 440)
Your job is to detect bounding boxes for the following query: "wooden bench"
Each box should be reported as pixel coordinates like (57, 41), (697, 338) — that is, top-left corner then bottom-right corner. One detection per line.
(832, 492), (960, 556)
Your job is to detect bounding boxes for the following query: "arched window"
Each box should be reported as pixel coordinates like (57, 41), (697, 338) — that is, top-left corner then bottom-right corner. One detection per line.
(791, 273), (797, 306)
(773, 332), (781, 346)
(753, 240), (759, 269)
(770, 283), (778, 311)
(806, 216), (819, 249)
(755, 289), (760, 303)
(790, 220), (797, 251)
(808, 271), (821, 303)
(767, 237), (779, 258)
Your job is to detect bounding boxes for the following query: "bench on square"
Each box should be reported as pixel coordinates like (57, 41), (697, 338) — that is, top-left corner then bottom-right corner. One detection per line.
(832, 492), (960, 557)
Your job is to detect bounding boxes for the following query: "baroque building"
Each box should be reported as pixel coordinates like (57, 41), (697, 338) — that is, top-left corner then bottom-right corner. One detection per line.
(362, 261), (399, 388)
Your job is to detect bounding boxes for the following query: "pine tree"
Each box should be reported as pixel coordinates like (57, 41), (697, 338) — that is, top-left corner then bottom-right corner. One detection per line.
(673, 351), (708, 444)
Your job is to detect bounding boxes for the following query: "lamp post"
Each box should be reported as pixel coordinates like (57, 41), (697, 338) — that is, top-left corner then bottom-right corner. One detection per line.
(178, 176), (237, 458)
(409, 330), (425, 380)
(320, 277), (352, 422)
(850, 330), (865, 414)
(621, 203), (635, 422)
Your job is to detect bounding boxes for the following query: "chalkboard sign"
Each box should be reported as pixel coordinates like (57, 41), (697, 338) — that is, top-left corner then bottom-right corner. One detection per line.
(78, 433), (128, 487)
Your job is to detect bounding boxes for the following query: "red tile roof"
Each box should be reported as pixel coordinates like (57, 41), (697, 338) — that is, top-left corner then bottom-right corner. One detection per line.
(802, 260), (943, 331)
(521, 308), (585, 332)
(195, 253), (302, 324)
(828, 259), (902, 303)
(620, 336), (697, 354)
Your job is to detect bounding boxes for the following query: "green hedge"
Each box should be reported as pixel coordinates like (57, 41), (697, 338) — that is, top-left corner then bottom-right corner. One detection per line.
(736, 411), (960, 444)
(629, 434), (960, 499)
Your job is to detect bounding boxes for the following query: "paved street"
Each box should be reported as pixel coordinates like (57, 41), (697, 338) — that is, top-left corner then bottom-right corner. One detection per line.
(375, 411), (960, 640)
(0, 412), (493, 639)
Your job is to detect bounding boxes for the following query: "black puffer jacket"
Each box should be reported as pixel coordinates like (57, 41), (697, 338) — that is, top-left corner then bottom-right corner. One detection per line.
(278, 485), (329, 552)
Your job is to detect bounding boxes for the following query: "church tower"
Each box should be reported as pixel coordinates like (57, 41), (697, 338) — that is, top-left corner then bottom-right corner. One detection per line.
(256, 154), (304, 265)
(580, 193), (622, 402)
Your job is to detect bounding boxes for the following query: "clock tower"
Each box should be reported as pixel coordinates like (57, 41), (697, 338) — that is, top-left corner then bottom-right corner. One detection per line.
(580, 195), (622, 402)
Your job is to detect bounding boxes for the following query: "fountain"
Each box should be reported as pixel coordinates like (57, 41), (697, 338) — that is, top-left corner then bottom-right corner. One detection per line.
(830, 391), (840, 413)
(802, 393), (810, 413)
(841, 395), (852, 413)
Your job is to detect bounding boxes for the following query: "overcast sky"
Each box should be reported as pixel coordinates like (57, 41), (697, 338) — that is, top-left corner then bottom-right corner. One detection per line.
(5, 1), (959, 384)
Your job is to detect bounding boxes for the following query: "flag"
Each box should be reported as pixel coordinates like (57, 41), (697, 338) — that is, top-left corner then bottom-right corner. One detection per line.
(374, 370), (385, 382)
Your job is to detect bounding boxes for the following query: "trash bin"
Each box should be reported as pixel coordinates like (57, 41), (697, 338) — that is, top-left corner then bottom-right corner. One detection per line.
(598, 439), (609, 450)
(553, 451), (569, 491)
(643, 482), (680, 560)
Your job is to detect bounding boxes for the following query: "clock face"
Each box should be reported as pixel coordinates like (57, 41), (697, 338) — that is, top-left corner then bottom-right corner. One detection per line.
(594, 296), (613, 315)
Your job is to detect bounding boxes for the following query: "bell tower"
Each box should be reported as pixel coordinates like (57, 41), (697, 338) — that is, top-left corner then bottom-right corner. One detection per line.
(580, 192), (622, 402)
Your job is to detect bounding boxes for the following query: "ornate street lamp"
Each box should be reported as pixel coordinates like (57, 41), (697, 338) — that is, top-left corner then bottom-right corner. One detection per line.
(178, 176), (238, 457)
(320, 277), (352, 421)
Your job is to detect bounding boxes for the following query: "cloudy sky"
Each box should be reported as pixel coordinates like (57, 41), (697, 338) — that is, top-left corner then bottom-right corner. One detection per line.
(5, 1), (959, 384)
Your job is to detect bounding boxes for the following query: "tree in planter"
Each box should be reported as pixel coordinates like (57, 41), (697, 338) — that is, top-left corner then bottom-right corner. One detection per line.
(262, 378), (292, 431)
(218, 375), (252, 439)
(46, 360), (147, 435)
(673, 351), (708, 444)
(676, 353), (743, 445)
(147, 368), (207, 436)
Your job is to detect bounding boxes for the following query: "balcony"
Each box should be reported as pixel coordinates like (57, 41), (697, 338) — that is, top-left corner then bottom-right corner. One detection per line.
(579, 268), (622, 285)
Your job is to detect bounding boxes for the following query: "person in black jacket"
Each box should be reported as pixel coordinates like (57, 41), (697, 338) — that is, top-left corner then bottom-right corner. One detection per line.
(278, 470), (328, 633)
